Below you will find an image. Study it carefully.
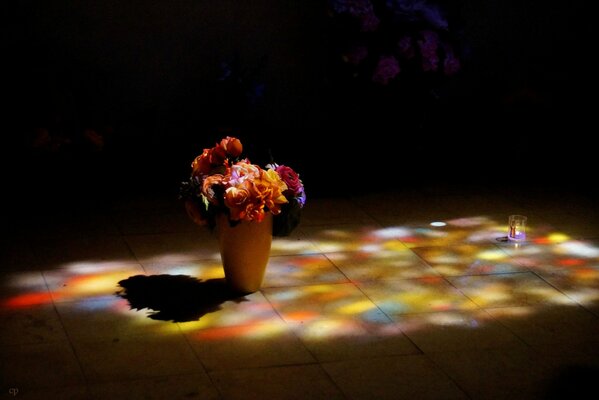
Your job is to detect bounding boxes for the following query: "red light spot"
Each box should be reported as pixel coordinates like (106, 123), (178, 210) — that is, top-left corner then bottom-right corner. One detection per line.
(194, 325), (256, 340)
(3, 292), (54, 308)
(559, 258), (585, 267)
(421, 276), (443, 284)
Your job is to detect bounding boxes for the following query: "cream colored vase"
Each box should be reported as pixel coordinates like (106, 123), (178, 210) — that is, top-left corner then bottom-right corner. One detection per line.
(216, 213), (272, 294)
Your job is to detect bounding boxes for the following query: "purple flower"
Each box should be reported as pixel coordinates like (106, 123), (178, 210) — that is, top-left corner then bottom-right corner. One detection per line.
(297, 189), (307, 208)
(443, 44), (460, 76)
(385, 0), (448, 29)
(418, 30), (439, 72)
(330, 0), (461, 89)
(372, 55), (400, 85)
(385, 0), (420, 14)
(419, 3), (448, 30)
(330, 0), (374, 16)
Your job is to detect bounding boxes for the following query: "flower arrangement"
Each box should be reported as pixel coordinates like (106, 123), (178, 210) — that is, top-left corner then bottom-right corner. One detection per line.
(180, 136), (306, 237)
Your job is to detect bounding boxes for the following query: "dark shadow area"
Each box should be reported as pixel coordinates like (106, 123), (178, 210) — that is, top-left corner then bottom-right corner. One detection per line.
(116, 275), (247, 323)
(4, 1), (598, 215)
(544, 365), (599, 399)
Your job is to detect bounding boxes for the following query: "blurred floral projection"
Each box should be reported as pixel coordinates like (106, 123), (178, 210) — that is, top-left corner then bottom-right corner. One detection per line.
(326, 0), (463, 91)
(2, 213), (599, 344)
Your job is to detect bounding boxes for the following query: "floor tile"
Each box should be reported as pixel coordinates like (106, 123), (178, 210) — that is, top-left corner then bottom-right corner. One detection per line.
(411, 244), (527, 276)
(357, 277), (478, 315)
(2, 187), (598, 399)
(0, 303), (68, 345)
(300, 224), (391, 253)
(263, 283), (385, 324)
(124, 232), (220, 263)
(42, 262), (146, 302)
(186, 319), (316, 371)
(497, 240), (599, 270)
(176, 291), (281, 330)
(9, 385), (90, 400)
(323, 354), (468, 400)
(392, 216), (508, 248)
(73, 334), (204, 383)
(540, 276), (599, 316)
(395, 309), (525, 353)
(55, 296), (170, 342)
(0, 342), (85, 390)
(141, 259), (227, 281)
(486, 305), (599, 347)
(289, 316), (420, 362)
(263, 254), (348, 287)
(325, 248), (441, 281)
(270, 231), (322, 256)
(447, 272), (575, 308)
(0, 271), (53, 308)
(88, 373), (220, 400)
(429, 348), (561, 400)
(210, 364), (345, 400)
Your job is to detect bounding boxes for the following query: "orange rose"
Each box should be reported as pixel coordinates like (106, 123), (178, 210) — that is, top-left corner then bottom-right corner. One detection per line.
(202, 174), (224, 205)
(191, 149), (212, 177)
(245, 204), (266, 222)
(209, 146), (227, 166)
(224, 186), (250, 221)
(220, 136), (243, 157)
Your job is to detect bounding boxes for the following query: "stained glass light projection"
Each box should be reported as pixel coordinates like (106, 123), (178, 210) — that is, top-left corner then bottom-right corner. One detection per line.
(2, 212), (599, 347)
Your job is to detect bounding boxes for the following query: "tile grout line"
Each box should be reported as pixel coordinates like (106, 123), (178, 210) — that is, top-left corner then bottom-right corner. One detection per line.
(42, 271), (92, 395)
(258, 285), (351, 399)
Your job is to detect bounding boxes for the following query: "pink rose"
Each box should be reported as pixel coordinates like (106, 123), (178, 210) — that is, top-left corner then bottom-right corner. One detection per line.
(275, 165), (304, 196)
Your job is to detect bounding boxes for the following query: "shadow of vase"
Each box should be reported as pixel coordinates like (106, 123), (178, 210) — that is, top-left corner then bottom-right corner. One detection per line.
(116, 274), (248, 323)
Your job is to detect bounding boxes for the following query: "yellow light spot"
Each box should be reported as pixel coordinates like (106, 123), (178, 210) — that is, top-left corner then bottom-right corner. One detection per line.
(477, 249), (506, 261)
(547, 233), (570, 243)
(382, 240), (409, 251)
(301, 319), (362, 338)
(337, 300), (375, 314)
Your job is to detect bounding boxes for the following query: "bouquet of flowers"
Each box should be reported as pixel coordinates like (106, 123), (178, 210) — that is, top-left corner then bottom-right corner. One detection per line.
(180, 136), (306, 236)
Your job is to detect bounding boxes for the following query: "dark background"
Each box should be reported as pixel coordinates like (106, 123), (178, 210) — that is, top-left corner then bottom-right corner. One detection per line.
(5, 0), (596, 211)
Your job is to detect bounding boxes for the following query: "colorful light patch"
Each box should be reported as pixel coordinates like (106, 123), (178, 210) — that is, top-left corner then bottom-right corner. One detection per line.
(1, 215), (598, 346)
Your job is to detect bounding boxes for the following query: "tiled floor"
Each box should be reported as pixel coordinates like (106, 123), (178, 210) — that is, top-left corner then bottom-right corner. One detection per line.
(2, 185), (599, 399)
